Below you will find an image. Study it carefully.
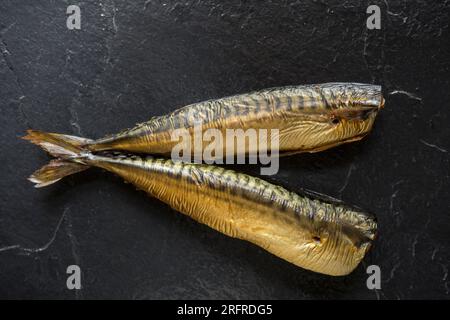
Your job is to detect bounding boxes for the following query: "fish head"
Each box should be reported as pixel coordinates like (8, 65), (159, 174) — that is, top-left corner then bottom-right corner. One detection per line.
(301, 202), (378, 276)
(297, 83), (384, 152)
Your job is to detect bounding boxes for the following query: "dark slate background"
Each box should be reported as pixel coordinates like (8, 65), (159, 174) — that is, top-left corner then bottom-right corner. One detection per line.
(0, 0), (449, 299)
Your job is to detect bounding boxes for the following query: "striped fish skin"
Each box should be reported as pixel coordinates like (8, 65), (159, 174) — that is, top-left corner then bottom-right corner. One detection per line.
(85, 153), (377, 276)
(86, 83), (384, 156)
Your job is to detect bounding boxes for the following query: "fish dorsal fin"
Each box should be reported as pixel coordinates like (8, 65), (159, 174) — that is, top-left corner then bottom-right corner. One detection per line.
(299, 188), (345, 206)
(300, 188), (370, 217)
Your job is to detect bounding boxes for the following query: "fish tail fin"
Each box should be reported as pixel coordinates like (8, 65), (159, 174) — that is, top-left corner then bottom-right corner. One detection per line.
(23, 130), (93, 188)
(22, 129), (93, 158)
(28, 159), (88, 188)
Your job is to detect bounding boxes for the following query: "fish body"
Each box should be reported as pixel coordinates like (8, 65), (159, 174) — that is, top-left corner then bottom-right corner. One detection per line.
(79, 83), (384, 157)
(24, 131), (377, 276)
(22, 82), (383, 275)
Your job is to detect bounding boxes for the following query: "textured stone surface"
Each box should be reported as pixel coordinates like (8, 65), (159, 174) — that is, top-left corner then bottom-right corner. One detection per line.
(0, 0), (449, 299)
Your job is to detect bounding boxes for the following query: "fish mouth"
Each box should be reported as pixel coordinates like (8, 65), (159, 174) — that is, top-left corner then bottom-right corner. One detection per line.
(370, 91), (385, 111)
(356, 96), (384, 112)
(379, 97), (385, 110)
(348, 83), (385, 111)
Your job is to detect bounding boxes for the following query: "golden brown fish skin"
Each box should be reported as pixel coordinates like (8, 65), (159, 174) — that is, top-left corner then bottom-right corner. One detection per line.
(85, 83), (384, 156)
(24, 130), (377, 276)
(83, 154), (377, 276)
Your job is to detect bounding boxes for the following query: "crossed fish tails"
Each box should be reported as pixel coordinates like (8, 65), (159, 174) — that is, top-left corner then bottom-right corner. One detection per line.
(24, 130), (377, 276)
(33, 83), (384, 158)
